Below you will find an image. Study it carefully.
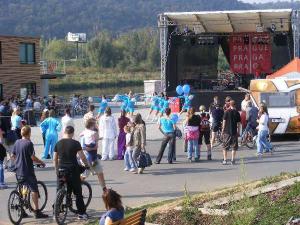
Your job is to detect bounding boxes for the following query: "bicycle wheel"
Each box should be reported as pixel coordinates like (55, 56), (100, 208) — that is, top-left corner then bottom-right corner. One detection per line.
(69, 181), (92, 214)
(28, 181), (48, 211)
(54, 189), (68, 225)
(8, 190), (23, 225)
(212, 131), (222, 147)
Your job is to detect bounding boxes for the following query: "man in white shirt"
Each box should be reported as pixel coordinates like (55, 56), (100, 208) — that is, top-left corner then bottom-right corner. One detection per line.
(241, 94), (251, 111)
(61, 108), (75, 133)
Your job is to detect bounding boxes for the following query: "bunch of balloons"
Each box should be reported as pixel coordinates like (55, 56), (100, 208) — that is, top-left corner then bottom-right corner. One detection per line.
(176, 84), (191, 96)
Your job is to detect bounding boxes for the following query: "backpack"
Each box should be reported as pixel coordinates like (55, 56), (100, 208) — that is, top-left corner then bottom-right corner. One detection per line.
(200, 114), (210, 132)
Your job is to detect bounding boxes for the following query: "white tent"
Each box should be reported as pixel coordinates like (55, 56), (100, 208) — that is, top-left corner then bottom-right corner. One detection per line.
(162, 9), (292, 33)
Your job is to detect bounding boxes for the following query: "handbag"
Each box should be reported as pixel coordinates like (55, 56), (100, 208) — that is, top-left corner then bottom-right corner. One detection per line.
(137, 152), (147, 168)
(175, 128), (182, 139)
(137, 151), (152, 168)
(145, 152), (152, 167)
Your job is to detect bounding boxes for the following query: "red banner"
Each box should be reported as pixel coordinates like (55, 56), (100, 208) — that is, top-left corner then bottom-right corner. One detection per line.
(229, 33), (272, 75)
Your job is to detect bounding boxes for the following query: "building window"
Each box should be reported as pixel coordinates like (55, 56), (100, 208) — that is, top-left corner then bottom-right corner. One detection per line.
(19, 43), (35, 64)
(21, 83), (36, 96)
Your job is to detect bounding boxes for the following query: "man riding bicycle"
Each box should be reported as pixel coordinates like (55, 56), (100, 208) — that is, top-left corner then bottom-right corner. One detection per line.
(12, 126), (48, 219)
(241, 101), (259, 143)
(53, 126), (90, 220)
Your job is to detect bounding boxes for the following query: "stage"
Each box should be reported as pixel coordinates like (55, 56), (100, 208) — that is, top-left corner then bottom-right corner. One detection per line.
(158, 9), (300, 109)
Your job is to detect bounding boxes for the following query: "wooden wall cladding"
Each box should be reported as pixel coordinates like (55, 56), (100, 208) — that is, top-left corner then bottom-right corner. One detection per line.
(0, 35), (41, 98)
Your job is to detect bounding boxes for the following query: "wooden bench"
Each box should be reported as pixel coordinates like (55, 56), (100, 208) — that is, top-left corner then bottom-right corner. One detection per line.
(110, 209), (147, 225)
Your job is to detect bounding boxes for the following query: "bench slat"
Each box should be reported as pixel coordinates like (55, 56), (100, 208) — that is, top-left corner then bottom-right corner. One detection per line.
(110, 209), (147, 225)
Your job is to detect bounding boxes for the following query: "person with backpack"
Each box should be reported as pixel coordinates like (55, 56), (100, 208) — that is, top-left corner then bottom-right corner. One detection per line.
(184, 107), (201, 162)
(199, 105), (212, 160)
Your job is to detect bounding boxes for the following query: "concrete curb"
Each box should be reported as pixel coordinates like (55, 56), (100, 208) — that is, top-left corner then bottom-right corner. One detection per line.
(204, 176), (300, 208)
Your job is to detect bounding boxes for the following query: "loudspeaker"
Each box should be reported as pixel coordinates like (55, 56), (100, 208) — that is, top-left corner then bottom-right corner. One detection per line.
(274, 35), (287, 46)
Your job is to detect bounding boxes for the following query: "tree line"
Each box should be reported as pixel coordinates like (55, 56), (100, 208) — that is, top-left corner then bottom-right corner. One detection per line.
(41, 29), (160, 72)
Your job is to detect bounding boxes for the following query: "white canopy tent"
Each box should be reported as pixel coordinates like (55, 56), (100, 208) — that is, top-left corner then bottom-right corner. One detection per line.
(161, 9), (292, 33)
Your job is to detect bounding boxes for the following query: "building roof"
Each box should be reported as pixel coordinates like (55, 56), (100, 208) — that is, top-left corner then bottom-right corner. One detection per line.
(162, 9), (292, 33)
(267, 57), (300, 79)
(0, 34), (40, 40)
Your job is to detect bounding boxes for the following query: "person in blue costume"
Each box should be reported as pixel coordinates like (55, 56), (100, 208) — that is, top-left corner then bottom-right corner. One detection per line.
(147, 92), (159, 121)
(179, 94), (193, 115)
(97, 95), (108, 118)
(40, 109), (61, 159)
(119, 95), (129, 112)
(159, 95), (170, 117)
(126, 97), (136, 116)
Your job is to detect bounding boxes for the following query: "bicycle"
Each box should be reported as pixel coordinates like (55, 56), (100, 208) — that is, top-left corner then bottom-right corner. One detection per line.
(54, 168), (92, 225)
(240, 128), (257, 149)
(210, 124), (223, 147)
(7, 175), (47, 225)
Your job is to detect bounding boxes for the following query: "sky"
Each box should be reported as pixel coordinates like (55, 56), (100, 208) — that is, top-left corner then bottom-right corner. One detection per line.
(240, 0), (299, 3)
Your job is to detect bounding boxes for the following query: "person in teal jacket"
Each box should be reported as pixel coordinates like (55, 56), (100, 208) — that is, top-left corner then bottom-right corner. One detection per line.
(40, 110), (61, 159)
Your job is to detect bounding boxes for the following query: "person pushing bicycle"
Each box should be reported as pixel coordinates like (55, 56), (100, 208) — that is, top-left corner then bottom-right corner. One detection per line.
(12, 126), (48, 219)
(53, 126), (90, 220)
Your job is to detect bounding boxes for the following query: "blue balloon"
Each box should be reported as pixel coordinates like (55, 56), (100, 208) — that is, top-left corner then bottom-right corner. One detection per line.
(183, 84), (190, 94)
(176, 85), (183, 95)
(171, 113), (179, 124)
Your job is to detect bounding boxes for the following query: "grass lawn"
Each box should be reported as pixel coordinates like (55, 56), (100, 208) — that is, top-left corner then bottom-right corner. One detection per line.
(89, 172), (300, 225)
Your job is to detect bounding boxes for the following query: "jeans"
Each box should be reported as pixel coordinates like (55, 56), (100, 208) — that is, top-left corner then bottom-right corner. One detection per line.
(0, 160), (4, 184)
(187, 139), (199, 160)
(256, 130), (272, 154)
(124, 149), (134, 169)
(156, 132), (176, 163)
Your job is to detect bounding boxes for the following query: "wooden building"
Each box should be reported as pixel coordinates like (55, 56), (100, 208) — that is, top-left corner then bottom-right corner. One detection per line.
(0, 35), (42, 100)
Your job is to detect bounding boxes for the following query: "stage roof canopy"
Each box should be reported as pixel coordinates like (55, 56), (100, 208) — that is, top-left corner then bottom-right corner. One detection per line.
(162, 9), (292, 33)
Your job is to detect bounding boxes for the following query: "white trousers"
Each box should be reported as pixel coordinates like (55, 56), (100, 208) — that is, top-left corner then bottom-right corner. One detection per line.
(102, 138), (115, 160)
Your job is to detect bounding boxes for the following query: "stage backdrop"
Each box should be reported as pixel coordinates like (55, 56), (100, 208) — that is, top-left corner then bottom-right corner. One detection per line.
(229, 33), (272, 75)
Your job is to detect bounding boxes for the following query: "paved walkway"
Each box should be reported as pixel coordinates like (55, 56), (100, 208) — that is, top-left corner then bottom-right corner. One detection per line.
(0, 107), (299, 225)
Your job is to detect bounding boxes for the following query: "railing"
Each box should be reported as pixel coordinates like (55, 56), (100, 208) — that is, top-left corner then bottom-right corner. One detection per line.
(40, 60), (66, 75)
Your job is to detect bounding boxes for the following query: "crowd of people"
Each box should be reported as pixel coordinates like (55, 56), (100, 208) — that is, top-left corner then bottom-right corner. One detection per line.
(0, 90), (274, 224)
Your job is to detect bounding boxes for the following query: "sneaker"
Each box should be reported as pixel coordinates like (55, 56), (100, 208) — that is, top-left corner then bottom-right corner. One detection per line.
(222, 160), (227, 165)
(129, 168), (136, 172)
(188, 158), (192, 163)
(101, 157), (108, 161)
(230, 160), (235, 165)
(194, 158), (200, 162)
(207, 155), (212, 160)
(77, 213), (89, 220)
(257, 153), (263, 158)
(154, 161), (160, 164)
(124, 168), (129, 171)
(46, 154), (51, 159)
(35, 211), (49, 219)
(22, 210), (29, 218)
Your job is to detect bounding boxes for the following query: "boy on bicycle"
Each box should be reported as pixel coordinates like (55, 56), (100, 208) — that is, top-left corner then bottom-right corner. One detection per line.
(12, 126), (48, 219)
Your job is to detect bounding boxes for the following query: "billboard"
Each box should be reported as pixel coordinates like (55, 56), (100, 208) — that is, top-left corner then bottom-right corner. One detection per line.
(229, 33), (272, 75)
(67, 32), (87, 43)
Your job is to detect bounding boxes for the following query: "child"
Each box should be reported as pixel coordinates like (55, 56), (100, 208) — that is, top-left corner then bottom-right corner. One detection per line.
(0, 141), (7, 189)
(80, 118), (98, 167)
(123, 125), (135, 172)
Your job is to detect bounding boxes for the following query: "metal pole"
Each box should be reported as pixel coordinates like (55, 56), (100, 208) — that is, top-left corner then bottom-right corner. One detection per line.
(76, 42), (79, 60)
(159, 14), (168, 92)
